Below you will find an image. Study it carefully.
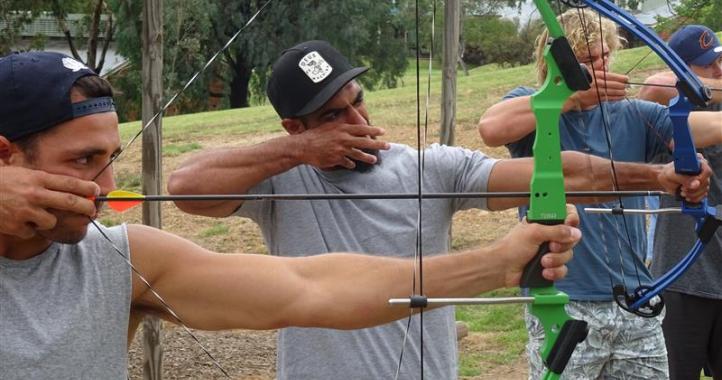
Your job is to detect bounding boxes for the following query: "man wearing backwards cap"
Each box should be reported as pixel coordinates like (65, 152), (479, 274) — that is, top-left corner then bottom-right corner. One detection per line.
(0, 51), (586, 378)
(640, 24), (722, 105)
(168, 40), (711, 379)
(639, 25), (722, 380)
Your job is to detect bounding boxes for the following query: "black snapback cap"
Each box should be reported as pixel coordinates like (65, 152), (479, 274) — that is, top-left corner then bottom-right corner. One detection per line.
(0, 51), (114, 141)
(266, 40), (368, 118)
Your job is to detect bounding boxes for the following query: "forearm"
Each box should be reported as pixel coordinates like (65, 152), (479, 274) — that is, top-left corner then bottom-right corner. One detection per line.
(478, 96), (538, 147)
(565, 154), (664, 191)
(154, 249), (506, 332)
(167, 135), (304, 216)
(486, 153), (665, 210)
(286, 249), (505, 330)
(689, 111), (722, 148)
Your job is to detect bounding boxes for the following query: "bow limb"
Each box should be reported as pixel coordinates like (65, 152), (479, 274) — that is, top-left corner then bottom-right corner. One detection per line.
(573, 0), (722, 317)
(612, 93), (722, 317)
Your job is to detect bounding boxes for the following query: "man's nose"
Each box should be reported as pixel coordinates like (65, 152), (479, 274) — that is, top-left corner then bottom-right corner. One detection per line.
(96, 168), (116, 194)
(347, 106), (367, 125)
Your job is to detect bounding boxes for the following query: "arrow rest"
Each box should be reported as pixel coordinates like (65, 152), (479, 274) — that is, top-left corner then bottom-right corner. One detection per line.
(612, 285), (665, 318)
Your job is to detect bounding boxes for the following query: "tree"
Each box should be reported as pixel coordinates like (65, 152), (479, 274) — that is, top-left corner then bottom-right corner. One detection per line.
(0, 1), (50, 55)
(110, 0), (410, 117)
(463, 15), (535, 67)
(111, 0), (216, 120)
(1, 0), (116, 73)
(654, 0), (722, 36)
(50, 0), (115, 73)
(209, 0), (409, 108)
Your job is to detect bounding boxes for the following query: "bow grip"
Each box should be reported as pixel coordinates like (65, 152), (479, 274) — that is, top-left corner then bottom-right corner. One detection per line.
(669, 86), (700, 175)
(520, 220), (564, 288)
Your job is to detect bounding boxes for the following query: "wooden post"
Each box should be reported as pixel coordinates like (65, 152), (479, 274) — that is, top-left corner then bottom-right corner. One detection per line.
(141, 0), (163, 379)
(440, 0), (460, 146)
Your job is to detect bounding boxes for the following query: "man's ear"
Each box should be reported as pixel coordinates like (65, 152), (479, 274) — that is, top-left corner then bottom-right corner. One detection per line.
(281, 118), (306, 135)
(0, 136), (18, 164)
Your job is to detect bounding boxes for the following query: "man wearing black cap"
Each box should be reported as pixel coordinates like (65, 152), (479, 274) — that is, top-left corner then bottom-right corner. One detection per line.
(639, 25), (722, 380)
(168, 40), (712, 379)
(0, 50), (588, 378)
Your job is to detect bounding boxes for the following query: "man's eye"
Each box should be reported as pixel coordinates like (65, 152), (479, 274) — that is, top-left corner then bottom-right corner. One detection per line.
(75, 156), (90, 165)
(324, 112), (340, 122)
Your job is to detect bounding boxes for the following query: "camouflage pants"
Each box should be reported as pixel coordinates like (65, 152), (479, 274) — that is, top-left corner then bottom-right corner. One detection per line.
(525, 300), (669, 380)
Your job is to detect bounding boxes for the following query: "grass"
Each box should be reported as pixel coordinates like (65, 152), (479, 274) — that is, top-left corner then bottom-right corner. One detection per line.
(199, 222), (230, 238)
(165, 142), (202, 157)
(116, 41), (677, 378)
(117, 42), (668, 146)
(114, 170), (142, 193)
(456, 289), (527, 376)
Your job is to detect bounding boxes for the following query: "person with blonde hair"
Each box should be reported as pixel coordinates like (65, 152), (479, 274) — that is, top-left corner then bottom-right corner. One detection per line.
(479, 8), (722, 379)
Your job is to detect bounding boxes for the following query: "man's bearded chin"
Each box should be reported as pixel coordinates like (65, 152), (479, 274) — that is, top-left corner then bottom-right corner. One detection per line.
(351, 148), (380, 173)
(349, 116), (380, 172)
(35, 210), (91, 244)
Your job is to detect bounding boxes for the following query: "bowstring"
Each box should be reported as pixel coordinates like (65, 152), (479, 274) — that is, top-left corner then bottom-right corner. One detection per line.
(393, 0), (434, 378)
(575, 6), (647, 292)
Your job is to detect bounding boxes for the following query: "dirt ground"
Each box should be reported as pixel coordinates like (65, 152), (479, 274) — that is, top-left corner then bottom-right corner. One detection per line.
(118, 65), (664, 379)
(127, 324), (529, 379)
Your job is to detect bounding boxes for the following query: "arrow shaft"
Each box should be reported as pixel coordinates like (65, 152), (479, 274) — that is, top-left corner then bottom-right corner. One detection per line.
(99, 190), (666, 202)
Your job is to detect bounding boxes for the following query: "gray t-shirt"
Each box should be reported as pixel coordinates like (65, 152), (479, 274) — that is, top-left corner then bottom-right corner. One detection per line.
(652, 102), (722, 299)
(237, 143), (497, 379)
(0, 224), (131, 379)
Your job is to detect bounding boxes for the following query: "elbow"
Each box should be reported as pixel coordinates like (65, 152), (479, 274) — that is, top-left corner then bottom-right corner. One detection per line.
(167, 168), (192, 196)
(478, 118), (505, 147)
(166, 169), (204, 214)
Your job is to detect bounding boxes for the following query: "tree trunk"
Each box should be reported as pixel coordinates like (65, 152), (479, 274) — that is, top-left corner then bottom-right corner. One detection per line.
(228, 54), (251, 108)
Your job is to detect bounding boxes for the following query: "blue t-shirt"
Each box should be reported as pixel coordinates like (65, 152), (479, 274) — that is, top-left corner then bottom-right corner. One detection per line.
(505, 86), (673, 300)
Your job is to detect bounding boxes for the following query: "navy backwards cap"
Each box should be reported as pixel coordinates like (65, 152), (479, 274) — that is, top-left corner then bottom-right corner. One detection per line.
(266, 40), (368, 118)
(668, 25), (722, 66)
(0, 51), (115, 142)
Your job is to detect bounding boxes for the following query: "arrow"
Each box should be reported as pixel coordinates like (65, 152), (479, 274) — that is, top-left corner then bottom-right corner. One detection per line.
(97, 190), (668, 213)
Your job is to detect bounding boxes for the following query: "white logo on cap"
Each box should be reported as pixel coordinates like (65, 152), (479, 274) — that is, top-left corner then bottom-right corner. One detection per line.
(298, 51), (333, 83)
(62, 57), (89, 72)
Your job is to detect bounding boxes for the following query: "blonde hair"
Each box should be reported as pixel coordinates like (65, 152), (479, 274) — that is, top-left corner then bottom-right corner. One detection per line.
(534, 8), (625, 84)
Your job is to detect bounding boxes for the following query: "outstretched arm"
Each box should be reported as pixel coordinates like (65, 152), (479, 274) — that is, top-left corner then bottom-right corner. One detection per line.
(485, 151), (711, 210)
(479, 71), (628, 147)
(689, 111), (722, 148)
(128, 209), (580, 331)
(638, 71), (722, 106)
